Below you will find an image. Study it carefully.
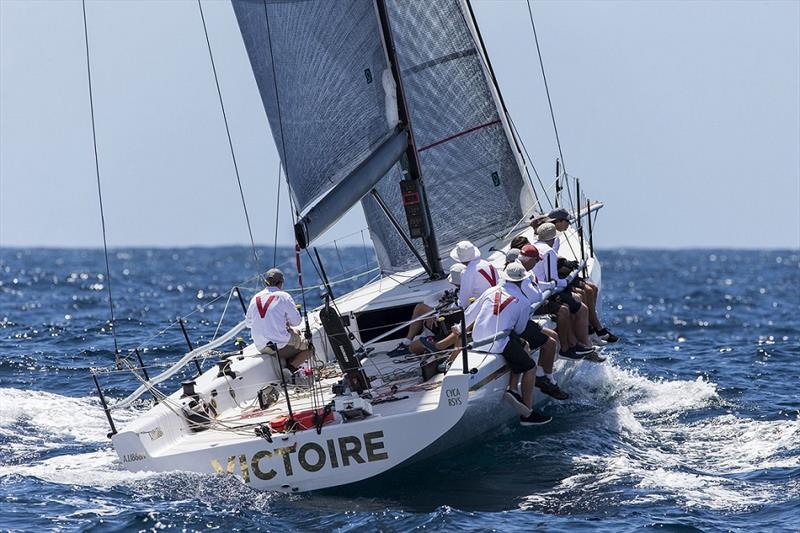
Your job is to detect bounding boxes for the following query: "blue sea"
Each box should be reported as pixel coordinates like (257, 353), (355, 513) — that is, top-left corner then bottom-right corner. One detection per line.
(1, 247), (798, 532)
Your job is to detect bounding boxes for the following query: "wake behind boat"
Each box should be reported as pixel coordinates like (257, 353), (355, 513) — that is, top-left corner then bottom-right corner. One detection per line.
(84, 0), (616, 493)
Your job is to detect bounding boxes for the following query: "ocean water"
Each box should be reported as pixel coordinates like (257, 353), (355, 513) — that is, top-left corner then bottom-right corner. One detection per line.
(1, 247), (798, 532)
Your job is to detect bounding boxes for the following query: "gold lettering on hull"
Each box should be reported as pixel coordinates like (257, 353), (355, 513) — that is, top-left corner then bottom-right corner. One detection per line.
(210, 431), (390, 484)
(251, 450), (276, 480)
(298, 442), (326, 472)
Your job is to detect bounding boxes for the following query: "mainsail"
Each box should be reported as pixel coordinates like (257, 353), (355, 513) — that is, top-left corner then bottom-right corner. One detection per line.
(233, 0), (536, 272)
(232, 0), (397, 214)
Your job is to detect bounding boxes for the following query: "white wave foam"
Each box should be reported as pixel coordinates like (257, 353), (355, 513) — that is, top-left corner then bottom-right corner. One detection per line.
(523, 359), (799, 512)
(654, 414), (800, 474)
(0, 450), (155, 488)
(0, 387), (158, 488)
(562, 355), (719, 415)
(0, 387), (137, 445)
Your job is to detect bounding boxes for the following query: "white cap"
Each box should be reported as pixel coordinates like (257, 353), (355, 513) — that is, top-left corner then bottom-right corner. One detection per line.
(449, 240), (481, 263)
(447, 263), (466, 285)
(501, 261), (530, 282)
(505, 248), (521, 263)
(536, 222), (557, 241)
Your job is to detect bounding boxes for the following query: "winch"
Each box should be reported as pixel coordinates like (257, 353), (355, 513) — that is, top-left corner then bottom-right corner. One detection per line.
(334, 393), (373, 421)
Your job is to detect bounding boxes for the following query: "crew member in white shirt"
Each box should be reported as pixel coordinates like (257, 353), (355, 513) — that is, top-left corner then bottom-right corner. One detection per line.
(509, 247), (570, 399)
(451, 240), (499, 308)
(534, 223), (596, 354)
(548, 208), (618, 343)
(464, 262), (551, 426)
(245, 268), (311, 373)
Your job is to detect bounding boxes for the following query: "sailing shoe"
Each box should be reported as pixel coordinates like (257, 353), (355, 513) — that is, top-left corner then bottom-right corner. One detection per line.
(583, 351), (607, 363)
(559, 347), (585, 360)
(503, 388), (532, 417)
(520, 410), (552, 426)
(535, 376), (569, 400)
(590, 333), (608, 347)
(574, 343), (596, 355)
(597, 328), (619, 343)
(387, 343), (412, 357)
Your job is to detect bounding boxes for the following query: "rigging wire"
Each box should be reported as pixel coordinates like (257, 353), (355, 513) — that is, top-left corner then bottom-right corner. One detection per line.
(197, 0), (261, 273)
(526, 0), (566, 172)
(81, 0), (120, 367)
(273, 161), (282, 268)
(506, 113), (554, 211)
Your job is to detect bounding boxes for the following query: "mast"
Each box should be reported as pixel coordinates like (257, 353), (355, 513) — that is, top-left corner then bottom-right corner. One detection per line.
(374, 0), (444, 279)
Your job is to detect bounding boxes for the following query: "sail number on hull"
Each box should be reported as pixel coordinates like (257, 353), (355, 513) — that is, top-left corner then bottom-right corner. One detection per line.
(210, 431), (389, 483)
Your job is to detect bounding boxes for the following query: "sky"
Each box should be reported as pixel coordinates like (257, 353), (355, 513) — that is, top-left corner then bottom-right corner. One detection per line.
(1, 0), (798, 250)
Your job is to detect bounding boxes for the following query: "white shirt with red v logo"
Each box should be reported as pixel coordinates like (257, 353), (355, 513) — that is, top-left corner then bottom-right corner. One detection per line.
(245, 286), (302, 351)
(458, 258), (499, 308)
(464, 284), (530, 353)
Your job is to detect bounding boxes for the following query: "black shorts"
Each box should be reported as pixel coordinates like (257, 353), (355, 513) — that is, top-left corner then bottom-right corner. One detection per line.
(556, 291), (582, 314)
(568, 277), (586, 290)
(534, 299), (561, 316)
(520, 321), (549, 350)
(502, 334), (535, 374)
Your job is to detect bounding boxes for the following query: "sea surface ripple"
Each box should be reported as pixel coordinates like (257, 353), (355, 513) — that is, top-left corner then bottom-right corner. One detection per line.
(0, 247), (798, 532)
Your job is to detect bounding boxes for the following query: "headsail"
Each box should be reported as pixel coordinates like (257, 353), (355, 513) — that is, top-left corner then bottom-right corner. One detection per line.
(363, 0), (536, 271)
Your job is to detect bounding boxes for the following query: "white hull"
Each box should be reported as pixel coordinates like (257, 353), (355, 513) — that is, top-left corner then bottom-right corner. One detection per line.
(112, 222), (602, 492)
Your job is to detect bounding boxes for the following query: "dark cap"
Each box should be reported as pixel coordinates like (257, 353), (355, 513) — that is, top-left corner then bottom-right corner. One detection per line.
(265, 268), (284, 286)
(529, 214), (550, 229)
(547, 208), (572, 222)
(520, 244), (540, 260)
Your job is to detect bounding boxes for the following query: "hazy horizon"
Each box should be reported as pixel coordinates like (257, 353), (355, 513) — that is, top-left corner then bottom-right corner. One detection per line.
(2, 243), (797, 252)
(2, 0), (798, 250)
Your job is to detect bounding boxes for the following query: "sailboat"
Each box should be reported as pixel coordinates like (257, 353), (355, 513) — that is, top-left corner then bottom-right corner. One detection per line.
(101, 0), (606, 493)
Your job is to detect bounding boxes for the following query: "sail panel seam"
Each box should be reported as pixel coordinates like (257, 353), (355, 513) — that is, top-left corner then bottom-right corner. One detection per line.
(402, 48), (477, 75)
(417, 119), (501, 153)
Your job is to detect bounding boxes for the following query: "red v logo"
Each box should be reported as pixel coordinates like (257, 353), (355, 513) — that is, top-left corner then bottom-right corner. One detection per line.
(492, 291), (515, 315)
(256, 295), (276, 318)
(478, 265), (498, 287)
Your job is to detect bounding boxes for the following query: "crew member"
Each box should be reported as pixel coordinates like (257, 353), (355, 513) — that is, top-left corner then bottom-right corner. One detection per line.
(534, 223), (596, 356)
(548, 208), (618, 343)
(518, 244), (604, 365)
(451, 240), (499, 308)
(388, 264), (465, 358)
(465, 262), (551, 426)
(245, 268), (312, 374)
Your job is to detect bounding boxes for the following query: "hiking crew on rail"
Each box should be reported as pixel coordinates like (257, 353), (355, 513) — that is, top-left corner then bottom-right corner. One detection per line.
(246, 206), (616, 427)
